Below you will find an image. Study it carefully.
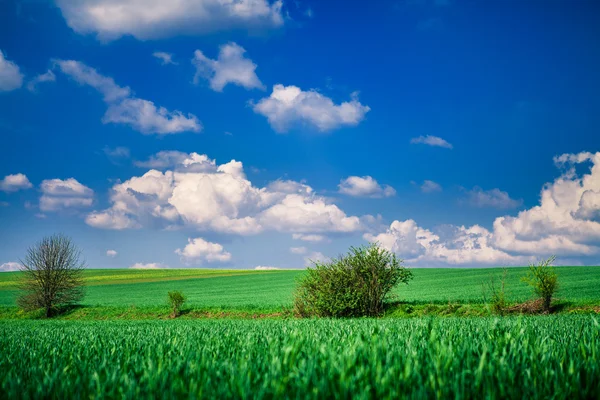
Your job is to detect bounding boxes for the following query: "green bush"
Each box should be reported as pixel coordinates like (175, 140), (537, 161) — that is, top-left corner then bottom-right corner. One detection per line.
(482, 268), (509, 315)
(294, 243), (413, 317)
(522, 256), (559, 313)
(167, 291), (186, 318)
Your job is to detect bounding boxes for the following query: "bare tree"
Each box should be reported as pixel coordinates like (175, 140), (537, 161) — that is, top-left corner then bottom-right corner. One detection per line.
(17, 234), (86, 317)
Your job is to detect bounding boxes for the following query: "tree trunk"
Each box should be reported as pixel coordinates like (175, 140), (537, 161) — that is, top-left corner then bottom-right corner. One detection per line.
(46, 306), (52, 318)
(544, 297), (551, 313)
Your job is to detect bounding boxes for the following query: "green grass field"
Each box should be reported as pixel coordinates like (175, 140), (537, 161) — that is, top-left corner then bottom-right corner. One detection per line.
(1, 266), (599, 311)
(1, 316), (598, 398)
(1, 267), (599, 398)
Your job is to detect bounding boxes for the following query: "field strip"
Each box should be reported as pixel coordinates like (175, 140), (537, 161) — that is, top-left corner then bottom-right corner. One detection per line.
(0, 271), (285, 290)
(84, 272), (270, 286)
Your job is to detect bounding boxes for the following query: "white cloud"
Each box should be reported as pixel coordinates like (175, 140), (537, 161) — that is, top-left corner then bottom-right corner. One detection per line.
(0, 173), (33, 192)
(255, 266), (280, 270)
(0, 262), (21, 272)
(87, 152), (368, 235)
(106, 249), (117, 257)
(252, 85), (370, 132)
(266, 180), (313, 196)
(259, 194), (362, 233)
(464, 187), (522, 209)
(129, 262), (168, 269)
(339, 176), (395, 198)
(366, 151), (600, 264)
(103, 98), (201, 135)
(290, 246), (307, 254)
(491, 151), (600, 256)
(26, 70), (56, 92)
(86, 209), (140, 230)
(0, 50), (23, 92)
(41, 178), (93, 197)
(39, 178), (94, 212)
(193, 42), (264, 92)
(56, 0), (284, 41)
(54, 59), (130, 102)
(292, 233), (328, 242)
(410, 135), (453, 149)
(420, 180), (442, 193)
(55, 60), (201, 134)
(135, 151), (217, 172)
(304, 251), (329, 266)
(175, 237), (232, 265)
(153, 52), (177, 65)
(365, 220), (529, 265)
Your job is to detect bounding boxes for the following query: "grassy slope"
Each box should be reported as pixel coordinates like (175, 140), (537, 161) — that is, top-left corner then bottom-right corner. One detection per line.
(0, 266), (599, 312)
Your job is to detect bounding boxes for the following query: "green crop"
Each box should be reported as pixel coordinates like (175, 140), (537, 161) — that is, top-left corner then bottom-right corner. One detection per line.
(1, 316), (598, 399)
(1, 266), (599, 310)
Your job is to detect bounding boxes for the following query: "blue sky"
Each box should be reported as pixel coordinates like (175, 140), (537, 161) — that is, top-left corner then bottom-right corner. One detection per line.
(1, 0), (600, 270)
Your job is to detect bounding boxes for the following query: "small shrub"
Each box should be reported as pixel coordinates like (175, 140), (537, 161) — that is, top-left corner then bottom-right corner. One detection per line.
(522, 256), (558, 313)
(482, 268), (509, 315)
(167, 291), (186, 318)
(294, 243), (413, 318)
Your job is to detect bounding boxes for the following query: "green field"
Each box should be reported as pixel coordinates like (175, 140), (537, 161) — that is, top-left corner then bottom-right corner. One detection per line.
(1, 267), (599, 398)
(1, 266), (599, 312)
(1, 316), (598, 398)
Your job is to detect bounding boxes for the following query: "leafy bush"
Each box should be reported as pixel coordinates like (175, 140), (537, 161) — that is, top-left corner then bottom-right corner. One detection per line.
(522, 256), (559, 313)
(167, 291), (186, 318)
(294, 243), (413, 317)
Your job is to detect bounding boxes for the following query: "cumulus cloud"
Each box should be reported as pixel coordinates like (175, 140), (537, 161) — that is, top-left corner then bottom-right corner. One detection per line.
(420, 180), (442, 193)
(106, 249), (117, 257)
(86, 209), (140, 230)
(365, 220), (530, 265)
(0, 50), (23, 92)
(410, 135), (453, 149)
(26, 70), (56, 92)
(39, 178), (94, 212)
(103, 98), (201, 134)
(129, 262), (167, 269)
(86, 151), (368, 235)
(153, 52), (177, 65)
(290, 246), (307, 254)
(0, 262), (21, 272)
(55, 60), (201, 134)
(266, 180), (313, 196)
(134, 151), (216, 172)
(56, 0), (284, 41)
(193, 42), (264, 92)
(175, 237), (232, 265)
(259, 194), (361, 233)
(0, 173), (33, 192)
(464, 187), (522, 209)
(338, 176), (395, 198)
(491, 151), (600, 256)
(366, 151), (600, 264)
(252, 85), (370, 132)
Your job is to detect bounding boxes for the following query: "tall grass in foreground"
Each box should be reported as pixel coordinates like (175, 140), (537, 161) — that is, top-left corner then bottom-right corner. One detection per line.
(1, 316), (598, 399)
